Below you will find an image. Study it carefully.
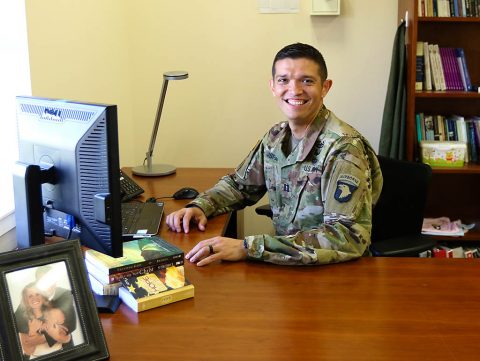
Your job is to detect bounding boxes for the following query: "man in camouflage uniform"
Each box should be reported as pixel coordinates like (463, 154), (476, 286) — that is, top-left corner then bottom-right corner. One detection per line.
(166, 43), (383, 266)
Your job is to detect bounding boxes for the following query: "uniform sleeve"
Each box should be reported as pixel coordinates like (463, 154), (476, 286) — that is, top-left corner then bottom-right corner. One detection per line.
(188, 139), (268, 217)
(244, 138), (381, 265)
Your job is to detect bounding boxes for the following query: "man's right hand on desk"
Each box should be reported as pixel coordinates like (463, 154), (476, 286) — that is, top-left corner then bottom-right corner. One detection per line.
(166, 207), (207, 233)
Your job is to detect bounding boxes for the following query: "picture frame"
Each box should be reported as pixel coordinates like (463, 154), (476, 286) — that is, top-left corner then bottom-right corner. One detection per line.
(0, 240), (109, 361)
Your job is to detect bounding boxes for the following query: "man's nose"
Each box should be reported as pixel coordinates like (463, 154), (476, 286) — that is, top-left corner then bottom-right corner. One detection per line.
(288, 80), (302, 94)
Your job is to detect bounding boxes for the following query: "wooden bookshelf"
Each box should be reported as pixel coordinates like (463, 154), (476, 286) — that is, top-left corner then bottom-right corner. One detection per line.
(399, 0), (480, 242)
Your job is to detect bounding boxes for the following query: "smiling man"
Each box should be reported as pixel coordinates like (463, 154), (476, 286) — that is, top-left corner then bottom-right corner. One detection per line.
(166, 43), (383, 266)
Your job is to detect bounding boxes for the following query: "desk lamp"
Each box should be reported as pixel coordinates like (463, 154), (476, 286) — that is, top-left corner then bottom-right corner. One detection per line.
(132, 70), (188, 176)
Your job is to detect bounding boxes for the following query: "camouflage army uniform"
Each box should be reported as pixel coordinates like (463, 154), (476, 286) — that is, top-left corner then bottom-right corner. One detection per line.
(188, 106), (383, 265)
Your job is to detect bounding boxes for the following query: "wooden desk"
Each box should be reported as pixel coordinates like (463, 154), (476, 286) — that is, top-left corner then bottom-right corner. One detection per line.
(101, 169), (480, 361)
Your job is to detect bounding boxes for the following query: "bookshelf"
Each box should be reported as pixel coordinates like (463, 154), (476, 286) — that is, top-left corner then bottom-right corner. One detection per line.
(399, 0), (480, 241)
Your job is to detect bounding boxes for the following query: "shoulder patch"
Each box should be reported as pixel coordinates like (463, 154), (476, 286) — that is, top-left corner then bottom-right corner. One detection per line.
(334, 174), (360, 203)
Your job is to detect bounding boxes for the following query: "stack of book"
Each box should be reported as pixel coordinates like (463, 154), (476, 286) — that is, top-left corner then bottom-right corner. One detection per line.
(85, 236), (193, 312)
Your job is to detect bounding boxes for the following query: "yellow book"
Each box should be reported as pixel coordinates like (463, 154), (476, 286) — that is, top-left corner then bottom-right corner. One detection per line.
(119, 266), (194, 312)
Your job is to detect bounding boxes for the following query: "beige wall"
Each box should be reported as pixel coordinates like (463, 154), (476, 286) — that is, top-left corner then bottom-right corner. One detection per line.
(25, 0), (398, 237)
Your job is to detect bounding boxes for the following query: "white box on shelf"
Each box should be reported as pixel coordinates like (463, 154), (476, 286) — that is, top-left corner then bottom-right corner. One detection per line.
(311, 0), (340, 15)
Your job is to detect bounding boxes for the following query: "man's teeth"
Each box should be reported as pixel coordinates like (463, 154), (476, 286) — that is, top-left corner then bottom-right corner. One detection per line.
(287, 100), (306, 105)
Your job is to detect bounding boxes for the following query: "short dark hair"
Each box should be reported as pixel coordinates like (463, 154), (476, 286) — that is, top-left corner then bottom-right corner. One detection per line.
(272, 43), (328, 81)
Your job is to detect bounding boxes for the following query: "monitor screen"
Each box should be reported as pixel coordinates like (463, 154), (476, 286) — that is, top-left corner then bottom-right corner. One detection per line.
(13, 96), (123, 257)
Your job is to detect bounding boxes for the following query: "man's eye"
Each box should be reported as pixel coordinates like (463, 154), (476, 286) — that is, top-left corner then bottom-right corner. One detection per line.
(277, 78), (288, 84)
(303, 79), (314, 84)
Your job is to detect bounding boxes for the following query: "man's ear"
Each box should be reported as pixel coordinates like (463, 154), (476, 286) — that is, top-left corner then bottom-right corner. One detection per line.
(321, 79), (333, 98)
(269, 79), (276, 96)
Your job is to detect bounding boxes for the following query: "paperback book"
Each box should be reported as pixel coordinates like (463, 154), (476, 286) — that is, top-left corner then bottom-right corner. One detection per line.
(85, 256), (184, 285)
(119, 266), (194, 312)
(88, 273), (122, 296)
(84, 236), (184, 274)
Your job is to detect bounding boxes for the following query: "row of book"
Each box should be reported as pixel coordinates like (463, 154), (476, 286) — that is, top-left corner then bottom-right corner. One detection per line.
(85, 236), (193, 312)
(418, 0), (480, 17)
(415, 42), (473, 92)
(419, 246), (480, 258)
(416, 113), (480, 162)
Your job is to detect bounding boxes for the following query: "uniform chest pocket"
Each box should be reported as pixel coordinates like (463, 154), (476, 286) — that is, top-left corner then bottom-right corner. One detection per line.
(288, 172), (324, 223)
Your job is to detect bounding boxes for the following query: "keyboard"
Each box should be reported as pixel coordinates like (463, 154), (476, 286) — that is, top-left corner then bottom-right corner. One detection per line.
(120, 170), (144, 202)
(121, 202), (164, 239)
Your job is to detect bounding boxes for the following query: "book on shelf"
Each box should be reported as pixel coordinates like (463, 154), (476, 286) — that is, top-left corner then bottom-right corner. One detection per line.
(119, 265), (194, 312)
(428, 43), (446, 91)
(419, 0), (479, 17)
(455, 48), (472, 91)
(433, 247), (454, 258)
(466, 119), (479, 163)
(416, 41), (425, 91)
(424, 115), (435, 140)
(418, 0), (425, 16)
(436, 115), (446, 141)
(84, 236), (184, 275)
(423, 42), (433, 91)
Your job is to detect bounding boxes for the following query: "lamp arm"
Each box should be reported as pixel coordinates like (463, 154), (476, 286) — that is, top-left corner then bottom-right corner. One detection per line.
(145, 78), (170, 165)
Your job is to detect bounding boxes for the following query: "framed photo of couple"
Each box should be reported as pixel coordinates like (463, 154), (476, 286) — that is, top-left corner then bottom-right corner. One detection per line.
(0, 240), (109, 361)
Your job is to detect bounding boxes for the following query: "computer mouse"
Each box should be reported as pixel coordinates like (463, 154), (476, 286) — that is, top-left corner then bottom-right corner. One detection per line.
(172, 187), (200, 200)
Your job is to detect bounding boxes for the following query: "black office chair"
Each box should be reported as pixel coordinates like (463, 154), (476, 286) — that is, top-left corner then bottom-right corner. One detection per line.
(255, 155), (437, 256)
(369, 155), (436, 256)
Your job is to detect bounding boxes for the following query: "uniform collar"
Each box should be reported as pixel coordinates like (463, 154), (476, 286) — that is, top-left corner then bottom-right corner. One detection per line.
(266, 106), (330, 163)
(297, 106), (329, 161)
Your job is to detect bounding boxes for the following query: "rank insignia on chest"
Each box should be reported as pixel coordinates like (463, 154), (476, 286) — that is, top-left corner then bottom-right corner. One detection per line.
(334, 174), (360, 203)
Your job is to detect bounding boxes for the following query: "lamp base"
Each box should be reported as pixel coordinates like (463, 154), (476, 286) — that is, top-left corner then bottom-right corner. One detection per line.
(131, 164), (176, 177)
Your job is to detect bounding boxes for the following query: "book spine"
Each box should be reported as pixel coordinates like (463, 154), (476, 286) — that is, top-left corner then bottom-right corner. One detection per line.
(88, 273), (121, 296)
(426, 0), (434, 16)
(424, 115), (435, 140)
(434, 44), (446, 90)
(85, 257), (185, 284)
(423, 42), (433, 90)
(135, 285), (195, 312)
(416, 42), (425, 91)
(461, 0), (466, 15)
(456, 52), (468, 91)
(416, 113), (423, 141)
(428, 44), (441, 90)
(419, 0), (426, 16)
(466, 120), (478, 162)
(474, 119), (480, 163)
(448, 48), (462, 90)
(453, 0), (460, 16)
(110, 259), (184, 283)
(85, 251), (184, 274)
(456, 48), (472, 91)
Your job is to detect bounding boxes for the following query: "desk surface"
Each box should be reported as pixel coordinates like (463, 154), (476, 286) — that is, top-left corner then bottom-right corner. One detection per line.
(101, 168), (480, 361)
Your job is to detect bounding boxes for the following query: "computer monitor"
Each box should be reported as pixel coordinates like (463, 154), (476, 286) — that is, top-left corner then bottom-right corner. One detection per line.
(13, 96), (123, 257)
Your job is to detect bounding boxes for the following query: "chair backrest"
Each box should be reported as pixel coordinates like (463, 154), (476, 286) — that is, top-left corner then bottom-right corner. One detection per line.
(371, 155), (432, 243)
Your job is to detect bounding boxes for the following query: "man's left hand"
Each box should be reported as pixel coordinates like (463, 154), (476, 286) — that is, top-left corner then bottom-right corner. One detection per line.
(185, 237), (247, 266)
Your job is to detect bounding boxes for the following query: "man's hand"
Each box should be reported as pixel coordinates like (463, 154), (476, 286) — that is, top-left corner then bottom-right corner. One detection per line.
(185, 237), (247, 266)
(166, 207), (208, 233)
